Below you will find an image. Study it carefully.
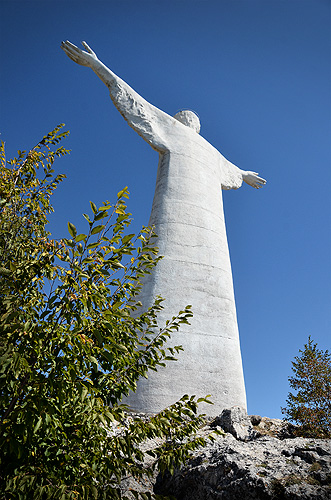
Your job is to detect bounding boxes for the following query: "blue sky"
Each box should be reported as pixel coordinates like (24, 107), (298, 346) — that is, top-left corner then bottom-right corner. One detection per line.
(1, 0), (330, 419)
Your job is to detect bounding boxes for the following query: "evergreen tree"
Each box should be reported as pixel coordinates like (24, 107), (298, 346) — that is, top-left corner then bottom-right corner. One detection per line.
(282, 337), (331, 438)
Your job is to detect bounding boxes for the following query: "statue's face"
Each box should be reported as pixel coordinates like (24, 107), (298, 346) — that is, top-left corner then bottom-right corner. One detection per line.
(173, 110), (201, 133)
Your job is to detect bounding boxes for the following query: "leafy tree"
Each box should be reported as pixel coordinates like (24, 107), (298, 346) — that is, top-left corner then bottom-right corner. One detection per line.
(282, 337), (331, 438)
(0, 126), (213, 499)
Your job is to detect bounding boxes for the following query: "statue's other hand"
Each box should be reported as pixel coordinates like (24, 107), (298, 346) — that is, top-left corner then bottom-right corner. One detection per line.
(61, 40), (98, 67)
(243, 171), (267, 189)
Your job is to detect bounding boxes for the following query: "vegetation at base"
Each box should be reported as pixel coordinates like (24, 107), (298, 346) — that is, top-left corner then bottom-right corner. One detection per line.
(0, 126), (214, 499)
(282, 337), (331, 438)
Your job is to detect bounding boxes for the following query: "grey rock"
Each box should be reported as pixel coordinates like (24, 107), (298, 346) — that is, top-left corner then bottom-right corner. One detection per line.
(116, 411), (331, 499)
(250, 414), (262, 426)
(256, 416), (297, 439)
(211, 406), (258, 441)
(155, 435), (331, 499)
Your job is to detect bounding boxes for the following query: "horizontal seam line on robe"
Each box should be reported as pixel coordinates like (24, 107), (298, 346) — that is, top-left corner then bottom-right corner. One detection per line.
(183, 333), (238, 340)
(150, 255), (232, 271)
(151, 197), (224, 219)
(149, 220), (228, 236)
(169, 142), (220, 159)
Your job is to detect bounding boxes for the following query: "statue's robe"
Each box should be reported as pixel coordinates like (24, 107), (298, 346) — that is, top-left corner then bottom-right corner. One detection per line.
(106, 73), (246, 415)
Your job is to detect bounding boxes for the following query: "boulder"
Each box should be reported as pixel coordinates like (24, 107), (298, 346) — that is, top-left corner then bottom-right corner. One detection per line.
(211, 406), (258, 441)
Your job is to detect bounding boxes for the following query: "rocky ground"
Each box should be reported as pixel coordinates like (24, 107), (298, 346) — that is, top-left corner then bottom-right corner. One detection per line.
(118, 407), (331, 499)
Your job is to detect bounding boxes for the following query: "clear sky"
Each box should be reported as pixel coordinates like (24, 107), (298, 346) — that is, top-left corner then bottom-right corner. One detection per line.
(1, 0), (330, 419)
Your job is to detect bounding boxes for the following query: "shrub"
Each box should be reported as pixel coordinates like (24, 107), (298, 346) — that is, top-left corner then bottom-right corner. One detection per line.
(0, 126), (212, 499)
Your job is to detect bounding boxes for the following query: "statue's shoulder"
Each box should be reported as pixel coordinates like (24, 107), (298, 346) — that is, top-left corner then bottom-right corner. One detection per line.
(165, 123), (219, 157)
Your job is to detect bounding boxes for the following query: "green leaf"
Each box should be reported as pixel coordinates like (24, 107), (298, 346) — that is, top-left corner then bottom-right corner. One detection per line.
(122, 234), (135, 245)
(75, 233), (87, 243)
(98, 204), (111, 212)
(112, 301), (122, 310)
(68, 222), (77, 238)
(87, 242), (99, 250)
(111, 342), (128, 353)
(117, 186), (129, 199)
(90, 485), (98, 498)
(33, 417), (42, 434)
(80, 387), (89, 402)
(91, 225), (105, 235)
(9, 262), (17, 272)
(89, 356), (99, 371)
(102, 350), (113, 364)
(90, 201), (98, 214)
(95, 211), (107, 221)
(115, 207), (125, 215)
(83, 213), (92, 223)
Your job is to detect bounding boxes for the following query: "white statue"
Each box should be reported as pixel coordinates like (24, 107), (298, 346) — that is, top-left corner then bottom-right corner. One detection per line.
(61, 41), (266, 415)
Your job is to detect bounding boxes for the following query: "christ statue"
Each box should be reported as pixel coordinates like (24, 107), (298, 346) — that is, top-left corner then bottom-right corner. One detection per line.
(61, 41), (266, 415)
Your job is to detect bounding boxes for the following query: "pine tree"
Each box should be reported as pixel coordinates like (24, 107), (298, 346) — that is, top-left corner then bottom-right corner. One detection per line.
(282, 337), (331, 438)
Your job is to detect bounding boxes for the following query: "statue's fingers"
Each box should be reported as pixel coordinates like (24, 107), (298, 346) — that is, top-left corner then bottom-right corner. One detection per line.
(61, 44), (73, 57)
(82, 41), (94, 54)
(64, 41), (84, 56)
(62, 43), (84, 60)
(61, 45), (81, 63)
(61, 42), (76, 55)
(256, 176), (266, 184)
(61, 41), (70, 51)
(61, 42), (74, 54)
(65, 40), (79, 50)
(61, 44), (77, 57)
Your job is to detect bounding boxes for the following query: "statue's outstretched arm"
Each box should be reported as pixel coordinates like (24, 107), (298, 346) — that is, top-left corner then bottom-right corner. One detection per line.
(221, 157), (266, 190)
(61, 41), (169, 152)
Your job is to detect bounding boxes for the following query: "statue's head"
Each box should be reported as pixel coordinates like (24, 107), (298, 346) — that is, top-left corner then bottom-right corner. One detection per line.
(173, 110), (201, 134)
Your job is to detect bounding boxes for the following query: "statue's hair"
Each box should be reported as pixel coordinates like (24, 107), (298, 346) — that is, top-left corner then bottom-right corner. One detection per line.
(173, 109), (201, 133)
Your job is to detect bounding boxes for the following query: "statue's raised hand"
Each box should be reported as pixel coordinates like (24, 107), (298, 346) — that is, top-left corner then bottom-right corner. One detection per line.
(61, 40), (98, 67)
(242, 171), (267, 189)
